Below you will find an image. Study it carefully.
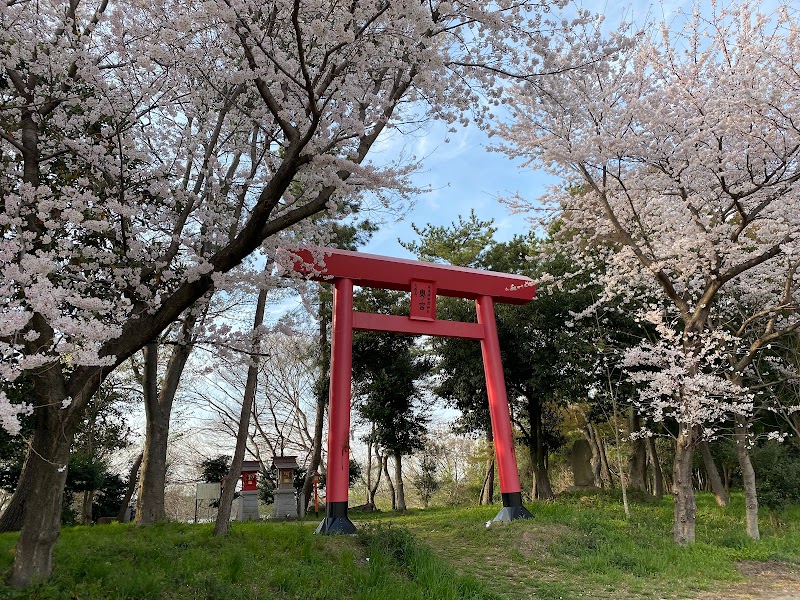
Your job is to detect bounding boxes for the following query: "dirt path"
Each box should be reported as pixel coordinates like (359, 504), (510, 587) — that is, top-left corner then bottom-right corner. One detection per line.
(696, 561), (800, 600)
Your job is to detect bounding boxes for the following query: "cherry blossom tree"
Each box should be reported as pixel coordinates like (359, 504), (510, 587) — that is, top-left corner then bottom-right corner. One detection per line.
(0, 0), (588, 585)
(496, 1), (800, 544)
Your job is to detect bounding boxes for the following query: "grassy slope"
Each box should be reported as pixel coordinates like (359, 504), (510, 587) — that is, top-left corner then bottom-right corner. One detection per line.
(0, 492), (797, 599)
(383, 492), (800, 599)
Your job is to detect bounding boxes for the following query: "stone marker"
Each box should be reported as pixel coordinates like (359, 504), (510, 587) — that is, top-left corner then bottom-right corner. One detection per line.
(237, 460), (261, 521)
(272, 456), (299, 520)
(571, 438), (596, 489)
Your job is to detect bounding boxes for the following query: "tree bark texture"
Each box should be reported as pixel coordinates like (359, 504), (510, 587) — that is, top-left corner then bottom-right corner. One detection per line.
(394, 452), (406, 512)
(627, 411), (648, 492)
(136, 342), (169, 524)
(479, 431), (495, 505)
(8, 402), (73, 587)
(81, 491), (94, 525)
(117, 452), (143, 522)
(4, 308), (107, 586)
(734, 415), (760, 540)
(594, 424), (614, 489)
(215, 286), (267, 536)
(529, 401), (554, 500)
(645, 436), (664, 499)
(583, 425), (603, 489)
(479, 457), (495, 506)
(698, 440), (729, 508)
(365, 436), (373, 506)
(383, 455), (395, 510)
(136, 312), (198, 525)
(368, 445), (382, 508)
(0, 462), (33, 533)
(302, 294), (330, 510)
(672, 425), (698, 545)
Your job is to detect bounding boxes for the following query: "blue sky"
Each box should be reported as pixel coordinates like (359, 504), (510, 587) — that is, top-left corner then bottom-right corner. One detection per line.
(360, 0), (695, 259)
(361, 118), (555, 259)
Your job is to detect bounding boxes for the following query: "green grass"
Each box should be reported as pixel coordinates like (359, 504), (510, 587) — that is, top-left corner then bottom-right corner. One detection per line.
(380, 492), (800, 599)
(0, 492), (798, 599)
(0, 519), (498, 600)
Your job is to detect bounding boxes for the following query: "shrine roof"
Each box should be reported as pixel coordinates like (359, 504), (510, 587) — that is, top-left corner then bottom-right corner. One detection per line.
(272, 456), (299, 470)
(279, 247), (535, 305)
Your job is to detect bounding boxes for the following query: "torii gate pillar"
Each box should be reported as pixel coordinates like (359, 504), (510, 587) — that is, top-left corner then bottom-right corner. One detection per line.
(320, 277), (357, 533)
(282, 247), (536, 533)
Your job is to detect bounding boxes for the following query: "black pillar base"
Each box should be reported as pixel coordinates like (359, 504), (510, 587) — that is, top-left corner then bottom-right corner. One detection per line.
(315, 501), (356, 535)
(492, 492), (533, 523)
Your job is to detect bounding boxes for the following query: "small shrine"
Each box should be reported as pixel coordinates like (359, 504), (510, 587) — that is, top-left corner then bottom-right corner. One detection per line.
(237, 460), (260, 521)
(272, 455), (299, 519)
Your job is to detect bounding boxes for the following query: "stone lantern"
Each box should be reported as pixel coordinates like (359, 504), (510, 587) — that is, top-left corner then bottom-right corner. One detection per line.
(272, 455), (299, 519)
(237, 460), (260, 521)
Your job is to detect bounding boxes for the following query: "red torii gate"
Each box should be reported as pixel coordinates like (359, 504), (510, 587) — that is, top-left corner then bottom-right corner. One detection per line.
(282, 247), (536, 533)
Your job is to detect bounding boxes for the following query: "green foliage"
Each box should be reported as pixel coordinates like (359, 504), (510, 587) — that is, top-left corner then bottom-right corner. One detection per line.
(62, 453), (119, 525)
(352, 289), (431, 457)
(400, 210), (497, 268)
(199, 455), (231, 483)
(411, 441), (442, 508)
(73, 381), (134, 462)
(403, 219), (594, 462)
(60, 376), (137, 524)
(64, 452), (107, 494)
(90, 473), (127, 520)
(258, 469), (276, 505)
(0, 376), (35, 493)
(751, 441), (800, 510)
(347, 459), (363, 489)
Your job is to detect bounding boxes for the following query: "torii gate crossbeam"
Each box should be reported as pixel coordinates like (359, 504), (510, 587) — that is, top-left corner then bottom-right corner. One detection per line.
(282, 247), (536, 533)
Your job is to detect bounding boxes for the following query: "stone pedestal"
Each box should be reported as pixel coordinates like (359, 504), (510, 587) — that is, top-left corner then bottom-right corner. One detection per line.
(237, 490), (260, 521)
(273, 488), (298, 520)
(271, 455), (300, 520)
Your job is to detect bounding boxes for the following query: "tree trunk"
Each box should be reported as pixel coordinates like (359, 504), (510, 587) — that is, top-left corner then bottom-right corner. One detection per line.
(529, 401), (554, 500)
(734, 415), (759, 540)
(645, 436), (664, 499)
(698, 440), (728, 507)
(80, 397), (98, 526)
(479, 431), (495, 505)
(394, 452), (406, 512)
(117, 452), (143, 522)
(81, 490), (94, 525)
(583, 425), (603, 489)
(8, 402), (74, 587)
(368, 446), (383, 508)
(627, 411), (648, 492)
(594, 424), (614, 488)
(6, 309), (106, 586)
(136, 310), (198, 525)
(383, 455), (396, 510)
(479, 457), (495, 505)
(136, 342), (170, 525)
(365, 436), (373, 506)
(672, 424), (698, 545)
(215, 286), (267, 536)
(0, 462), (34, 532)
(302, 294), (330, 510)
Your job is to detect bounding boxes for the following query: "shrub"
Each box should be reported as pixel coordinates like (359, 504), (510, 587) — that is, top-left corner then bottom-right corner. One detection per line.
(751, 441), (800, 510)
